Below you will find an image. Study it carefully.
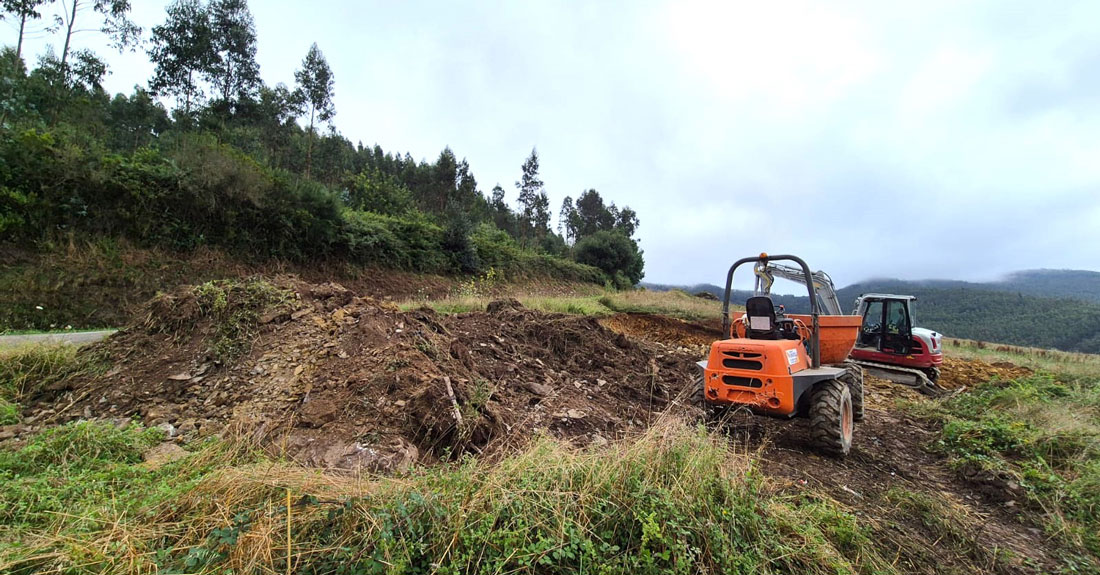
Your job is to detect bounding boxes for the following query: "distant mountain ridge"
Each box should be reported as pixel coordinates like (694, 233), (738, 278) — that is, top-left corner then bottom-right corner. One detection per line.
(849, 269), (1100, 304)
(641, 269), (1100, 354)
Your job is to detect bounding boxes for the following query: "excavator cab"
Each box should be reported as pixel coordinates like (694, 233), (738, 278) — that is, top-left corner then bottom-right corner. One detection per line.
(851, 294), (943, 384)
(857, 296), (913, 353)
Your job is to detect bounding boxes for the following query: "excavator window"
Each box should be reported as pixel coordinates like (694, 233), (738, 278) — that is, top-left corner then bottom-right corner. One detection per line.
(859, 300), (883, 348)
(882, 300), (913, 353)
(885, 300), (911, 335)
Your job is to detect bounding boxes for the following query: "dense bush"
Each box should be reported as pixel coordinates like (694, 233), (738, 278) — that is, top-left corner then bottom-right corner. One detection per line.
(471, 224), (605, 283)
(574, 230), (645, 288)
(1, 42), (641, 290)
(0, 129), (609, 282)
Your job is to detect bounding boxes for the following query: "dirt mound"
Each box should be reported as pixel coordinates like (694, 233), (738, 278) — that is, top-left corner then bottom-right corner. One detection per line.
(937, 356), (1033, 390)
(599, 314), (722, 350)
(26, 277), (698, 472)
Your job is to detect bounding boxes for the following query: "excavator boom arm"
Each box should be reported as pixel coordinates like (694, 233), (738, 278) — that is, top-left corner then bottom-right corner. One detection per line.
(754, 262), (844, 316)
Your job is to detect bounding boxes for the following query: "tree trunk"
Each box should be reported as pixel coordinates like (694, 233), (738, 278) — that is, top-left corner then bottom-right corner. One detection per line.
(16, 14), (26, 58)
(61, 0), (79, 68)
(305, 107), (315, 179)
(184, 69), (192, 118)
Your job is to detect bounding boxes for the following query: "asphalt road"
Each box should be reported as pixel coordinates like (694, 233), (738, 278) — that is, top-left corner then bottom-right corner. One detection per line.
(0, 330), (116, 348)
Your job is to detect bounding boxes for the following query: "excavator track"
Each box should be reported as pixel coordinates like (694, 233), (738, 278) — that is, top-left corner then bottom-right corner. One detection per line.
(850, 359), (946, 397)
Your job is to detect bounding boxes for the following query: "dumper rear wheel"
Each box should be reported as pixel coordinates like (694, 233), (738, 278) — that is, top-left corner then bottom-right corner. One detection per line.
(809, 379), (853, 456)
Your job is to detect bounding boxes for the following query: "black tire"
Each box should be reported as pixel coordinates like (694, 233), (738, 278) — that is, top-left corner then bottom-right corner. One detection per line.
(926, 367), (941, 383)
(840, 361), (865, 422)
(809, 379), (853, 456)
(690, 374), (718, 421)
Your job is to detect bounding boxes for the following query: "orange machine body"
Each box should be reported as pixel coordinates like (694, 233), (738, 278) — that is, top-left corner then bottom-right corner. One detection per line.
(702, 337), (808, 416)
(706, 313), (862, 417)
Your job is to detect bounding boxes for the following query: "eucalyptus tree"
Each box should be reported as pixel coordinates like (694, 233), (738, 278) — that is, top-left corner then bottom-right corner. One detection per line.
(1, 0), (54, 58)
(57, 0), (141, 67)
(206, 0), (260, 113)
(147, 0), (215, 118)
(293, 42), (335, 179)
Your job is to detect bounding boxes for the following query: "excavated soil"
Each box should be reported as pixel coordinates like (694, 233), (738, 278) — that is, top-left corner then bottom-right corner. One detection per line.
(16, 279), (1069, 572)
(24, 279), (697, 471)
(598, 313), (721, 351)
(937, 356), (1033, 390)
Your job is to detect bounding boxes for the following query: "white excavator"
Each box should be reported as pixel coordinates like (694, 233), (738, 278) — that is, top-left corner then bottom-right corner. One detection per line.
(753, 262), (945, 395)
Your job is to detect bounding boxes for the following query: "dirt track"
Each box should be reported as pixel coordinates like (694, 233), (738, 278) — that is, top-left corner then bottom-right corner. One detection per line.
(600, 313), (1050, 574)
(0, 330), (115, 348)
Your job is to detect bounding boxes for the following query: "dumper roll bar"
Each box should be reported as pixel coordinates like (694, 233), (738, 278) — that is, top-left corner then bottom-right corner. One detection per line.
(721, 254), (822, 369)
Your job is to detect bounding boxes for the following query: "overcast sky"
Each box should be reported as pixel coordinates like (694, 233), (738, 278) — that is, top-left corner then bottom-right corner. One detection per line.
(5, 0), (1100, 287)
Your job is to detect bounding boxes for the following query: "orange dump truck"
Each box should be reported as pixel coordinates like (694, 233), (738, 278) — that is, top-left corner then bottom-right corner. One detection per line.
(693, 254), (864, 456)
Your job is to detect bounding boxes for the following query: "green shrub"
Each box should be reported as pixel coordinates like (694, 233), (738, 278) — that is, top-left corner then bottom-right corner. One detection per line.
(346, 168), (414, 215)
(471, 223), (605, 283)
(574, 230), (644, 288)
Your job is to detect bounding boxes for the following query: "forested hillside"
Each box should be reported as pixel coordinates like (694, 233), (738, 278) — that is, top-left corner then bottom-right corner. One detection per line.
(839, 281), (1100, 354)
(0, 0), (646, 331)
(897, 270), (1100, 304)
(645, 272), (1100, 353)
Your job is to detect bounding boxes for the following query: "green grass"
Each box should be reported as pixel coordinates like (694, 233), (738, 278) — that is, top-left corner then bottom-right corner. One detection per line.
(0, 344), (109, 424)
(0, 328), (114, 336)
(0, 420), (912, 575)
(600, 289), (728, 321)
(946, 337), (1100, 379)
(904, 372), (1100, 569)
(0, 421), (261, 574)
(401, 288), (731, 321)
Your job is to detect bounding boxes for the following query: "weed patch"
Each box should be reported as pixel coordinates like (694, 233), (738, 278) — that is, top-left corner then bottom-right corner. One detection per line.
(0, 344), (107, 422)
(144, 278), (295, 364)
(1, 424), (904, 575)
(907, 373), (1100, 565)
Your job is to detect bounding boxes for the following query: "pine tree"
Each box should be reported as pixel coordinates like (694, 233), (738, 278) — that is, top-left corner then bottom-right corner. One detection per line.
(432, 147), (458, 213)
(294, 42), (335, 179)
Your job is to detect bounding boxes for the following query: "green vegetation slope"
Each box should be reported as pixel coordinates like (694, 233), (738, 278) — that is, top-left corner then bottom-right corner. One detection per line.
(0, 0), (647, 330)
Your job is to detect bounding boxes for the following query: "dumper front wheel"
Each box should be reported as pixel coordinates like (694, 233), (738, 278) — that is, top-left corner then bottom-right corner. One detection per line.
(809, 379), (853, 456)
(690, 374), (719, 421)
(840, 361), (864, 422)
